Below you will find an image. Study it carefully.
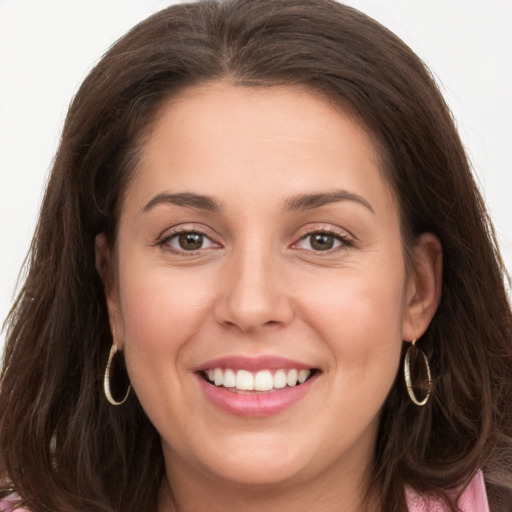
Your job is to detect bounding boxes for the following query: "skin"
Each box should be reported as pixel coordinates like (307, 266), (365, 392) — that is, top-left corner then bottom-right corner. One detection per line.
(96, 82), (442, 512)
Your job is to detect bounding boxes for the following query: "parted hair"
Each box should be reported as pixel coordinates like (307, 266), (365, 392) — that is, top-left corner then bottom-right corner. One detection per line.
(1, 1), (511, 511)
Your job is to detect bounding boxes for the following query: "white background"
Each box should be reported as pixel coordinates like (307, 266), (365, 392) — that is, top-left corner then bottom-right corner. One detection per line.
(1, 0), (511, 349)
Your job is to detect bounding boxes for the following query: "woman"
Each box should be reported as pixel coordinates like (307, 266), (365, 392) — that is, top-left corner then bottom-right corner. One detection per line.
(1, 0), (511, 511)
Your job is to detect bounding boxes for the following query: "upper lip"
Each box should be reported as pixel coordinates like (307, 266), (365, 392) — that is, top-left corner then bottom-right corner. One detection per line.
(193, 355), (315, 372)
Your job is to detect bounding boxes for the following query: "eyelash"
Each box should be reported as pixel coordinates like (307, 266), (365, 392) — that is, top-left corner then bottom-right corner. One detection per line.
(157, 227), (220, 253)
(293, 228), (354, 253)
(157, 226), (353, 254)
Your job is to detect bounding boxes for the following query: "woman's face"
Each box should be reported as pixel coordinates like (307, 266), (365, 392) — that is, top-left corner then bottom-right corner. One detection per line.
(102, 82), (439, 495)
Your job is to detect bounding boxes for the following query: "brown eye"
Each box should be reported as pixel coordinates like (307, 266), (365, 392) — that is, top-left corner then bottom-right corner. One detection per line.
(163, 231), (218, 252)
(295, 231), (350, 252)
(310, 233), (335, 251)
(178, 233), (204, 250)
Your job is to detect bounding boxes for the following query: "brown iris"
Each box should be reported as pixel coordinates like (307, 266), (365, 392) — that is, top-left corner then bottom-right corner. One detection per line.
(310, 233), (335, 251)
(178, 233), (203, 250)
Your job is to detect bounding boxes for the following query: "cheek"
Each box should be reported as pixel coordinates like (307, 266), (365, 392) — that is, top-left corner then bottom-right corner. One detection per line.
(115, 260), (217, 383)
(301, 264), (406, 372)
(118, 263), (210, 336)
(115, 262), (217, 421)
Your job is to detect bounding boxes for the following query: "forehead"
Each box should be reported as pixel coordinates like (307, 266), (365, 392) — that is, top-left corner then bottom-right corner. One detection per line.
(125, 81), (397, 218)
(145, 81), (378, 162)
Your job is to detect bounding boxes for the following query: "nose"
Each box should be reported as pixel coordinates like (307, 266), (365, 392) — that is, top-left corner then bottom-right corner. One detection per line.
(214, 243), (294, 333)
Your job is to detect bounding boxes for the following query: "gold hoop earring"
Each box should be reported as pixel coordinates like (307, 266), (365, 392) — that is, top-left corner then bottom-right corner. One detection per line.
(404, 339), (431, 406)
(104, 344), (131, 406)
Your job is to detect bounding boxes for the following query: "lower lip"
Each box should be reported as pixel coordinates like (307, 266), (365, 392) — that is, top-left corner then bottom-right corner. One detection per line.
(197, 373), (317, 417)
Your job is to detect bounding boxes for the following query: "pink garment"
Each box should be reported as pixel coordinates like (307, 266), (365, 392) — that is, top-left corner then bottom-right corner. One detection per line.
(0, 471), (489, 512)
(406, 470), (490, 512)
(0, 500), (28, 512)
(0, 497), (28, 512)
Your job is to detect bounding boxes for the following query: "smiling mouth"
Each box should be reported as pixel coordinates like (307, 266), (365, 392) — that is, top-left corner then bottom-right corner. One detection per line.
(200, 368), (318, 392)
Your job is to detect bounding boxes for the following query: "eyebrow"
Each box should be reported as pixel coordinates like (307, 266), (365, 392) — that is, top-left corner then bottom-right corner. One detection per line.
(143, 192), (221, 213)
(142, 189), (374, 215)
(284, 190), (375, 214)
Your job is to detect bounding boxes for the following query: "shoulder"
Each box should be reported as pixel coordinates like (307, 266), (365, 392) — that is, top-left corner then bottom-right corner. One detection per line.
(405, 470), (490, 512)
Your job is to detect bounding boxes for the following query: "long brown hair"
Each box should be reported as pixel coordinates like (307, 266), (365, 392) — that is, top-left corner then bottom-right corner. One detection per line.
(1, 1), (511, 511)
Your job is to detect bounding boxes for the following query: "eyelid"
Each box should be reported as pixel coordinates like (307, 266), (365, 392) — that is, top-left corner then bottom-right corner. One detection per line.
(156, 225), (222, 253)
(291, 224), (355, 252)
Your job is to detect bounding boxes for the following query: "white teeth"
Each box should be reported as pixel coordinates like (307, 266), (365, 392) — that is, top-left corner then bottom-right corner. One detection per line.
(236, 369), (254, 390)
(254, 370), (273, 391)
(286, 369), (298, 387)
(214, 368), (223, 386)
(223, 369), (236, 388)
(273, 369), (287, 389)
(298, 369), (311, 383)
(205, 367), (313, 390)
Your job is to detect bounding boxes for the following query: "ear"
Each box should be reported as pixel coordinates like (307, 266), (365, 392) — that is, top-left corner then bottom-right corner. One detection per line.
(401, 233), (443, 341)
(95, 233), (124, 349)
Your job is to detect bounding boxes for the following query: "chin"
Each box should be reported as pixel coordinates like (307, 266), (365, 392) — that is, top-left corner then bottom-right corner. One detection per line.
(206, 458), (308, 488)
(182, 432), (318, 488)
